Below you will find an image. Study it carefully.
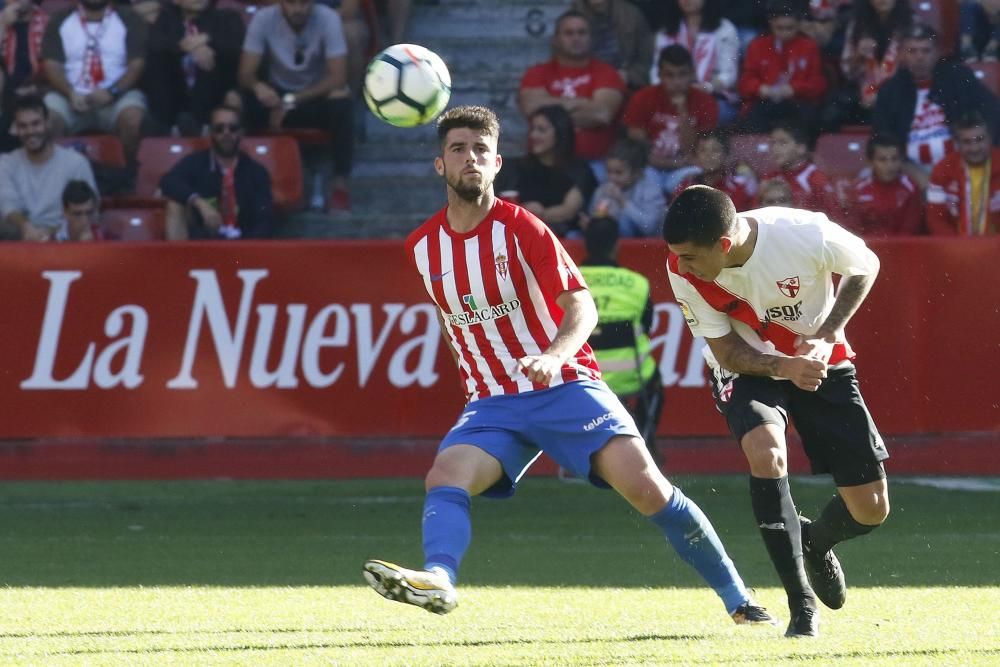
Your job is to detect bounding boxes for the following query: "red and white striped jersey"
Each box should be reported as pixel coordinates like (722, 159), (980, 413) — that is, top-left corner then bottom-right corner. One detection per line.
(666, 207), (880, 376)
(406, 198), (601, 402)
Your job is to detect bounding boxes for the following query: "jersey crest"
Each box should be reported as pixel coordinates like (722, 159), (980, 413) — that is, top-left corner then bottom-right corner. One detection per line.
(776, 276), (800, 298)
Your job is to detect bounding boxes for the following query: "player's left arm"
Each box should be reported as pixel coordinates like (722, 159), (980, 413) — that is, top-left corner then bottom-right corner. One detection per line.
(517, 288), (597, 384)
(795, 225), (880, 360)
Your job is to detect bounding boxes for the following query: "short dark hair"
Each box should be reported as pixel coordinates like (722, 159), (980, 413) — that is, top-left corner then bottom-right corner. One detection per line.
(12, 94), (48, 119)
(658, 44), (694, 70)
(607, 137), (647, 171)
(662, 185), (737, 247)
(555, 9), (589, 33)
(866, 132), (904, 159)
(767, 0), (802, 20)
(584, 216), (619, 259)
(771, 117), (814, 151)
(901, 22), (937, 44)
(694, 129), (731, 153)
(62, 180), (98, 208)
(436, 105), (500, 148)
(953, 110), (990, 135)
(210, 104), (243, 126)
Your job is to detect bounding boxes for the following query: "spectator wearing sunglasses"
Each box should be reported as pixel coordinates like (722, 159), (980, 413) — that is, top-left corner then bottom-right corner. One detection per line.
(238, 0), (354, 214)
(160, 105), (274, 240)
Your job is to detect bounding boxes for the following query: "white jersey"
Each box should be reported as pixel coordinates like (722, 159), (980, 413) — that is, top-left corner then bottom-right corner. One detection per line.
(666, 207), (879, 373)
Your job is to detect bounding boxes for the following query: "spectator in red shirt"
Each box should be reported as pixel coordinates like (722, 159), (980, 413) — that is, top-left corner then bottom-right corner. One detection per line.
(519, 10), (627, 169)
(761, 118), (843, 216)
(850, 132), (925, 237)
(671, 129), (756, 211)
(624, 44), (718, 195)
(737, 0), (827, 134)
(926, 111), (1000, 236)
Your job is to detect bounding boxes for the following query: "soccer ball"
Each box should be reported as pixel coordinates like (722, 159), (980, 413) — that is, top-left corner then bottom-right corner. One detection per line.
(363, 43), (452, 128)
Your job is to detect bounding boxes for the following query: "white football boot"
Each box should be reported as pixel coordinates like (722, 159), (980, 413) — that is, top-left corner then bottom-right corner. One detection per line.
(362, 559), (458, 614)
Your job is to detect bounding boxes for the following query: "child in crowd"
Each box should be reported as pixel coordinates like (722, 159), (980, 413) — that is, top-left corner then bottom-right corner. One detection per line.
(672, 130), (756, 212)
(589, 138), (666, 238)
(623, 44), (719, 196)
(757, 177), (795, 207)
(762, 119), (842, 215)
(850, 133), (925, 237)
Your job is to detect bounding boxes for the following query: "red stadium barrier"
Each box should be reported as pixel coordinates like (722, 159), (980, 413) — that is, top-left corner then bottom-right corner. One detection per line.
(0, 238), (997, 442)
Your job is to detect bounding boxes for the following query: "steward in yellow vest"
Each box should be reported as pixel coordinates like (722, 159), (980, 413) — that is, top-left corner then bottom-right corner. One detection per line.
(580, 217), (664, 452)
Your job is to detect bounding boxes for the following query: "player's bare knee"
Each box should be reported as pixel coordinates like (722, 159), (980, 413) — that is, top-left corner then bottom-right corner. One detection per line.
(741, 434), (787, 477)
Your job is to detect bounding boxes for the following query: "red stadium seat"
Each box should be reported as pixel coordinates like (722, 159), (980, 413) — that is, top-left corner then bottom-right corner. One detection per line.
(729, 133), (774, 176)
(240, 135), (304, 213)
(912, 0), (959, 55)
(56, 135), (127, 167)
(970, 61), (1000, 95)
(132, 137), (210, 202)
(815, 132), (871, 209)
(100, 207), (167, 241)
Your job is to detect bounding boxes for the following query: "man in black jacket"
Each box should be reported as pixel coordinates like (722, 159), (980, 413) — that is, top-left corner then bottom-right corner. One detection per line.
(141, 0), (245, 135)
(872, 22), (1000, 188)
(160, 105), (273, 240)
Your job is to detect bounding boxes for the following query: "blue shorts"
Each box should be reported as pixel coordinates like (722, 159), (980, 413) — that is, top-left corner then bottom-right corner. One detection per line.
(440, 380), (641, 498)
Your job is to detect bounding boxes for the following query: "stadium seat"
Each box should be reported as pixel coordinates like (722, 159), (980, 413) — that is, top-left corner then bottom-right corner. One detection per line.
(132, 137), (210, 202)
(100, 207), (167, 241)
(815, 132), (871, 210)
(56, 135), (126, 168)
(729, 133), (774, 176)
(912, 1), (959, 55)
(970, 61), (1000, 95)
(240, 135), (304, 213)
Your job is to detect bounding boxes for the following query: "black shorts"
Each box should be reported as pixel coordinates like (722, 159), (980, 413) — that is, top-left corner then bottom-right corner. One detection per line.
(710, 365), (889, 486)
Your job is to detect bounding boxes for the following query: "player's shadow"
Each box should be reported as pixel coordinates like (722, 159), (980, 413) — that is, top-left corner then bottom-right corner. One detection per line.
(0, 477), (994, 587)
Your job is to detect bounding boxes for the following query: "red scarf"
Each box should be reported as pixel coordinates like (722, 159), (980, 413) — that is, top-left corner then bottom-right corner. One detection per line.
(2, 9), (48, 80)
(77, 5), (113, 89)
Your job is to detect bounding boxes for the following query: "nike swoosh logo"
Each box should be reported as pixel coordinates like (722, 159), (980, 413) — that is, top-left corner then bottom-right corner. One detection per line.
(430, 270), (452, 282)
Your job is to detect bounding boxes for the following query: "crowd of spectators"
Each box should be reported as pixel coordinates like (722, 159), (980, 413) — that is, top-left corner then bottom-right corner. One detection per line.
(0, 0), (997, 242)
(502, 0), (1000, 240)
(0, 0), (390, 241)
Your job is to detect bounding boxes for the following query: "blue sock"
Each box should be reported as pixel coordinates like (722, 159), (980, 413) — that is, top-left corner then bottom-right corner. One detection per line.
(422, 486), (471, 584)
(649, 487), (749, 615)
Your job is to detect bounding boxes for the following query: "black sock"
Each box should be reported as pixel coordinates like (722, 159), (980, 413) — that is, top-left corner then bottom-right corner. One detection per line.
(749, 476), (814, 609)
(804, 494), (879, 555)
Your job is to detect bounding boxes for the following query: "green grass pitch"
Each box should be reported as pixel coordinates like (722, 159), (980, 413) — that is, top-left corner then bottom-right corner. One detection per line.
(0, 475), (997, 665)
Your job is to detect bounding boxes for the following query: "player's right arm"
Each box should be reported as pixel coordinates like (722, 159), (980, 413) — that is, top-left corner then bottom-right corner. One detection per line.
(706, 332), (827, 392)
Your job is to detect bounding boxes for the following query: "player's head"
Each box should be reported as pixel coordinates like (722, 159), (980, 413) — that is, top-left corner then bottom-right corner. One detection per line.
(758, 177), (794, 207)
(866, 133), (904, 182)
(769, 118), (812, 170)
(662, 185), (738, 280)
(605, 138), (647, 190)
(766, 0), (802, 41)
(435, 105), (502, 202)
(953, 111), (992, 167)
(528, 105), (576, 166)
(900, 23), (938, 81)
(693, 129), (730, 174)
(584, 215), (619, 261)
(553, 10), (592, 61)
(657, 45), (694, 96)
